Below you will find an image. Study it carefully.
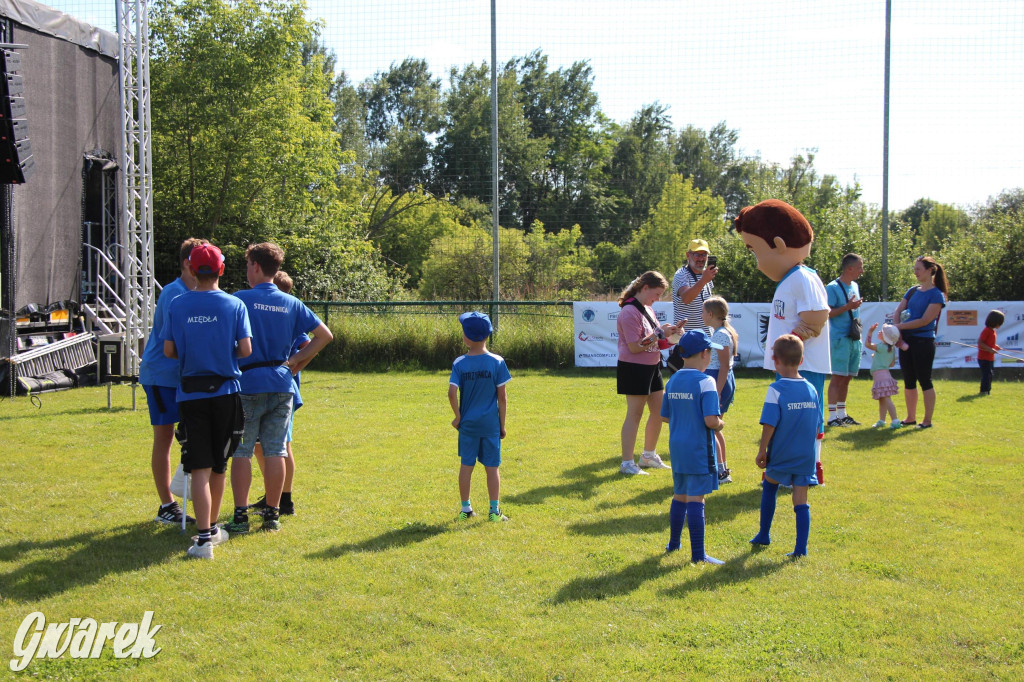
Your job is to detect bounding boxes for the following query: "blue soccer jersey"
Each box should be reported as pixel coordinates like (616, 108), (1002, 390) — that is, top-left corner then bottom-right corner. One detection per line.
(660, 368), (721, 475)
(139, 277), (190, 388)
(450, 352), (511, 437)
(162, 290), (252, 403)
(760, 377), (822, 475)
(234, 283), (322, 394)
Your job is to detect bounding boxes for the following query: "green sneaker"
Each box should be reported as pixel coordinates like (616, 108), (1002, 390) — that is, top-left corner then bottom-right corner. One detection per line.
(457, 509), (477, 520)
(261, 517), (281, 532)
(223, 516), (250, 535)
(488, 511), (508, 522)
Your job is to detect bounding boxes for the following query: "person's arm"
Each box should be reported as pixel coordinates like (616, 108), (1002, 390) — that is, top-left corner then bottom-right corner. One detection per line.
(704, 414), (724, 431)
(236, 337), (252, 359)
(448, 384), (460, 430)
(497, 384), (507, 438)
(864, 323), (878, 351)
(677, 267), (718, 305)
(895, 303), (942, 332)
(287, 322), (333, 372)
(289, 338), (313, 374)
(163, 340), (177, 359)
(714, 348), (730, 394)
(755, 423), (775, 469)
(792, 309), (829, 340)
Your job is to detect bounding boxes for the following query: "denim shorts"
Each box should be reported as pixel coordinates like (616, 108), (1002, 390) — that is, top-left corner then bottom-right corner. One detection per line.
(672, 472), (719, 497)
(143, 384), (179, 426)
(458, 432), (501, 467)
(234, 392), (293, 458)
(830, 336), (863, 376)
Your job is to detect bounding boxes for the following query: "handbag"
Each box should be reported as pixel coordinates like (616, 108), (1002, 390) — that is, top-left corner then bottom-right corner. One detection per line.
(836, 279), (863, 340)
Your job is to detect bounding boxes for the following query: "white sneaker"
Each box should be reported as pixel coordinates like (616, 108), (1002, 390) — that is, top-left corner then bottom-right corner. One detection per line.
(190, 526), (230, 547)
(620, 460), (649, 475)
(639, 452), (670, 469)
(186, 541), (213, 560)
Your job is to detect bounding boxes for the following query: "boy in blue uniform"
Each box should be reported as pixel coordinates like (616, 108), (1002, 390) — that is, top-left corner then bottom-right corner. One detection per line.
(139, 237), (204, 524)
(162, 243), (252, 559)
(449, 312), (511, 522)
(751, 334), (823, 557)
(228, 243), (333, 534)
(660, 330), (725, 564)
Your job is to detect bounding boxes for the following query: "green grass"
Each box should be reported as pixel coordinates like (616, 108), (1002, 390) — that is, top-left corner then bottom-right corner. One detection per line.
(1, 371), (1022, 680)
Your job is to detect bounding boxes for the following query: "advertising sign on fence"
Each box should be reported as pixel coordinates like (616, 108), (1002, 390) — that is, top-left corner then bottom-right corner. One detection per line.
(574, 301), (1024, 369)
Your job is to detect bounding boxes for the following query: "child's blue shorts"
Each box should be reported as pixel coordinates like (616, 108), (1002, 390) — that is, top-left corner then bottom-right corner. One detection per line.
(672, 472), (719, 497)
(458, 432), (501, 467)
(143, 384), (179, 426)
(765, 470), (818, 487)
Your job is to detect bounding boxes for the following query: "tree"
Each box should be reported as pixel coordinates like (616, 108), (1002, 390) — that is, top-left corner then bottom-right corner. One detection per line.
(607, 103), (674, 242)
(918, 203), (971, 253)
(672, 121), (755, 218)
(943, 190), (1024, 300)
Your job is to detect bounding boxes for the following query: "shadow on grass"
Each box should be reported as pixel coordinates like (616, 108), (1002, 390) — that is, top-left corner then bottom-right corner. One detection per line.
(0, 404), (135, 422)
(0, 523), (186, 602)
(550, 554), (679, 604)
(658, 551), (788, 599)
(307, 522), (449, 559)
(956, 393), (986, 403)
(570, 487), (763, 537)
(830, 425), (922, 444)
(504, 459), (619, 506)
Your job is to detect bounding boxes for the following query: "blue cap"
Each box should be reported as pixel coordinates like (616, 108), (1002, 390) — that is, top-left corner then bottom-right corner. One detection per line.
(677, 330), (723, 358)
(459, 311), (492, 341)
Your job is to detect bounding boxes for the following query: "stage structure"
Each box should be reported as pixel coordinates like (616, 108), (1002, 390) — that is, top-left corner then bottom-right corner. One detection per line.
(0, 0), (154, 397)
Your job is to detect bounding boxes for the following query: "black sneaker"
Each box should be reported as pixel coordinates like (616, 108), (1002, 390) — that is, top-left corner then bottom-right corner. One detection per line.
(251, 496), (295, 516)
(718, 468), (733, 484)
(155, 502), (195, 525)
(280, 500), (295, 516)
(840, 416), (861, 426)
(248, 496), (269, 511)
(827, 417), (845, 428)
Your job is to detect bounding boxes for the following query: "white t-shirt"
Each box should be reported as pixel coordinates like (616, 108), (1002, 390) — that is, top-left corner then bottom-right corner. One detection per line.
(764, 265), (831, 374)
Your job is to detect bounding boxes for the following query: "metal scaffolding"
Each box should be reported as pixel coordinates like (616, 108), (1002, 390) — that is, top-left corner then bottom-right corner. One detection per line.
(115, 0), (155, 377)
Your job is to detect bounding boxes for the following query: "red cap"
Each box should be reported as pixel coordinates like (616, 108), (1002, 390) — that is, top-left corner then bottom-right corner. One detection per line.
(189, 243), (225, 276)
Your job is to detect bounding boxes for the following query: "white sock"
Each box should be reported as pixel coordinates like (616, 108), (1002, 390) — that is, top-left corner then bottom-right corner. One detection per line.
(837, 403), (847, 419)
(828, 404), (837, 419)
(641, 449), (657, 458)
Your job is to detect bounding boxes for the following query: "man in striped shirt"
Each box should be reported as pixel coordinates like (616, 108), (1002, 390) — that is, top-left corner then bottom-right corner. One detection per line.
(672, 239), (719, 333)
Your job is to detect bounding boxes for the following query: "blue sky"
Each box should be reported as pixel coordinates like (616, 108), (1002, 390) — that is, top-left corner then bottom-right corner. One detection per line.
(55, 0), (1024, 211)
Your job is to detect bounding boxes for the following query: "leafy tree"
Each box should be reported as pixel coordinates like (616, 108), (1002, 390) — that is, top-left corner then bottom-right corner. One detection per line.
(918, 203), (971, 253)
(607, 103), (674, 242)
(672, 121), (754, 218)
(943, 190), (1024, 300)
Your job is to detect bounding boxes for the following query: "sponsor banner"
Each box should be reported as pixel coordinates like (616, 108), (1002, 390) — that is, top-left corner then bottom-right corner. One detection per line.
(574, 300), (1024, 369)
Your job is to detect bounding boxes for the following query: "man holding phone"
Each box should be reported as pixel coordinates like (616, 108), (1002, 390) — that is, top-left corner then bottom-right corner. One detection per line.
(672, 239), (718, 333)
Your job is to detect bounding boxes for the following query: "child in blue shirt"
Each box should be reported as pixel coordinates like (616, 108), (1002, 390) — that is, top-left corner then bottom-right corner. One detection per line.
(449, 312), (511, 522)
(750, 334), (822, 557)
(660, 330), (725, 564)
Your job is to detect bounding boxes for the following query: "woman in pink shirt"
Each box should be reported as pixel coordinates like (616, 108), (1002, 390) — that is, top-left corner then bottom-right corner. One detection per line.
(616, 271), (683, 475)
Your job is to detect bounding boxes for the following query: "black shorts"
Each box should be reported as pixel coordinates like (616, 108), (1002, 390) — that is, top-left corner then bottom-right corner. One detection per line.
(617, 360), (664, 395)
(177, 393), (243, 474)
(899, 335), (937, 391)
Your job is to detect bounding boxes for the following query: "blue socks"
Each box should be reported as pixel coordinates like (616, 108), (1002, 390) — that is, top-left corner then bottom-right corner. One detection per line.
(686, 501), (723, 564)
(791, 504), (811, 556)
(666, 499), (686, 552)
(751, 480), (779, 545)
(489, 500), (500, 514)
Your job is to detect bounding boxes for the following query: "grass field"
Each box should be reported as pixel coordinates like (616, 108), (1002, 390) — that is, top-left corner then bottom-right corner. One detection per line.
(1, 370), (1022, 680)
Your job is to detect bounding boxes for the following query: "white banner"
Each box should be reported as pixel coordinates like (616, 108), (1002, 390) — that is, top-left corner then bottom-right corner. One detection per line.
(574, 301), (1024, 370)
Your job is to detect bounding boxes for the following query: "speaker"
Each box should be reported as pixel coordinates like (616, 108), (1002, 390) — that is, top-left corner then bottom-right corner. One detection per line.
(0, 48), (31, 184)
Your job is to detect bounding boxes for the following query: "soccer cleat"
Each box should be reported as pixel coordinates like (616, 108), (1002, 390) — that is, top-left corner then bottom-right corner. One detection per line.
(873, 420), (886, 428)
(840, 416), (861, 426)
(186, 541), (213, 560)
(251, 497), (295, 517)
(488, 511), (509, 522)
(826, 417), (845, 428)
(620, 460), (649, 475)
(665, 544), (681, 554)
(223, 516), (250, 535)
(786, 551), (807, 558)
(639, 452), (671, 469)
(718, 469), (733, 484)
(693, 555), (725, 565)
(155, 502), (195, 525)
(261, 517), (282, 532)
(457, 510), (477, 520)
(190, 527), (230, 547)
(280, 500), (295, 516)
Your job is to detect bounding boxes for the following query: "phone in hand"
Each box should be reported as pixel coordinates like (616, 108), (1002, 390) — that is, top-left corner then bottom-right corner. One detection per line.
(707, 255), (718, 269)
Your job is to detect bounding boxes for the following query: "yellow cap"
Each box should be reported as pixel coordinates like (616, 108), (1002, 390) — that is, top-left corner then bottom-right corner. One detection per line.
(688, 239), (710, 253)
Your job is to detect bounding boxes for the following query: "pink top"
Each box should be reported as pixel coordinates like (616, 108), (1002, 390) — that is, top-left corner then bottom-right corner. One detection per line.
(617, 302), (661, 365)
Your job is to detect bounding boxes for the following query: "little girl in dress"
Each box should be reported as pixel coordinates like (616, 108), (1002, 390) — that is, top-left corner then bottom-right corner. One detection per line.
(865, 323), (907, 429)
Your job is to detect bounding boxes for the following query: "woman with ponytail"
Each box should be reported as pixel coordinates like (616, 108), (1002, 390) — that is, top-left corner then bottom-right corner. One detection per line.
(892, 256), (948, 429)
(616, 271), (683, 475)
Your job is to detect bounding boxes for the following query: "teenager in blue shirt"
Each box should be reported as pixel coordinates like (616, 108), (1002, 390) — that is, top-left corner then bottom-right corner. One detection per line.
(139, 237), (203, 525)
(162, 243), (252, 559)
(449, 312), (511, 522)
(750, 334), (823, 557)
(227, 243), (333, 534)
(660, 330), (725, 564)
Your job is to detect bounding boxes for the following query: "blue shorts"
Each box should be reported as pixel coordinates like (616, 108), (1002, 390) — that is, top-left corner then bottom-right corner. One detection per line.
(672, 472), (719, 497)
(143, 384), (179, 426)
(766, 470), (818, 487)
(458, 432), (501, 467)
(705, 368), (736, 414)
(234, 392), (293, 458)
(830, 336), (863, 376)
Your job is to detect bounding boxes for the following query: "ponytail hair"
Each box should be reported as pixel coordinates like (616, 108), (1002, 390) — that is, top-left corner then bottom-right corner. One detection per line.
(918, 256), (949, 296)
(618, 270), (669, 307)
(703, 296), (738, 350)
